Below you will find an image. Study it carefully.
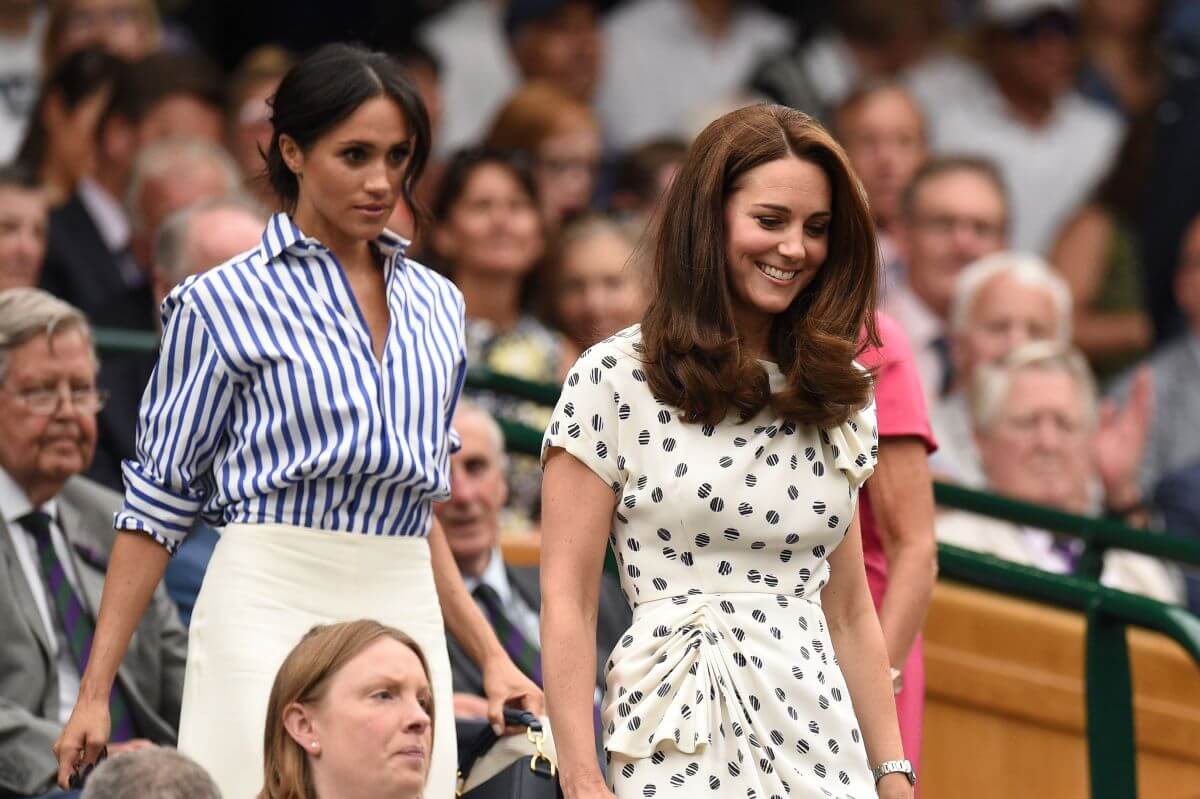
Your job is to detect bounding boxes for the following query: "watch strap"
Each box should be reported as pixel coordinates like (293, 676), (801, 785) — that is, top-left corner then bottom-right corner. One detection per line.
(872, 758), (916, 786)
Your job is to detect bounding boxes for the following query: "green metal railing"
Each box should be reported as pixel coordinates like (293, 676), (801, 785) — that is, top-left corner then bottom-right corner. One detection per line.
(459, 366), (1200, 799)
(95, 330), (1200, 797)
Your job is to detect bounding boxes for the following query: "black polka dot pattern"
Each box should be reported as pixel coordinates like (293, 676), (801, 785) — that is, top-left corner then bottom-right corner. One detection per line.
(542, 327), (879, 798)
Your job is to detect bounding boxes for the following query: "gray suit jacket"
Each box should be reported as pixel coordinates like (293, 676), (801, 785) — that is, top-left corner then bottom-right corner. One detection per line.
(0, 477), (188, 797)
(1110, 336), (1200, 496)
(446, 564), (631, 699)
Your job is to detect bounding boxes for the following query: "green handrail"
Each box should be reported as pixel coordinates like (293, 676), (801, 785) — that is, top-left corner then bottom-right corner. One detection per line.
(93, 327), (159, 353)
(938, 545), (1200, 798)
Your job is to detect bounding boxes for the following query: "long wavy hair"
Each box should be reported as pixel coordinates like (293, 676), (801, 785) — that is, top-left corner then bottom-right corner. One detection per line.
(640, 104), (879, 428)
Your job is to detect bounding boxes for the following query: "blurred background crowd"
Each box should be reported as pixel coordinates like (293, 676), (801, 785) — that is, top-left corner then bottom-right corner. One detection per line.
(3, 0), (1200, 792)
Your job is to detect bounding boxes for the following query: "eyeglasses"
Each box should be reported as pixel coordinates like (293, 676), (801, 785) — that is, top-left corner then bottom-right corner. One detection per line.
(2, 385), (109, 415)
(911, 213), (1005, 243)
(1000, 411), (1085, 439)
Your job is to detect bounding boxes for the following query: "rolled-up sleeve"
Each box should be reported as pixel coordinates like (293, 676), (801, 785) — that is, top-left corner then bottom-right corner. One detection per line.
(114, 298), (235, 555)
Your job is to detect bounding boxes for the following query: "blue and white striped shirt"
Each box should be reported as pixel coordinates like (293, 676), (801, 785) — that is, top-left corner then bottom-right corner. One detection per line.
(115, 213), (467, 554)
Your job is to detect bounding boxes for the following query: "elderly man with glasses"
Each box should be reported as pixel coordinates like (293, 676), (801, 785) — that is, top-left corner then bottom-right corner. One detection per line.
(0, 288), (186, 799)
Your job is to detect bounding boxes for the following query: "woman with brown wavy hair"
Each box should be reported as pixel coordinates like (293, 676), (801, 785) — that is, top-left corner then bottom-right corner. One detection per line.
(540, 104), (914, 799)
(259, 620), (435, 799)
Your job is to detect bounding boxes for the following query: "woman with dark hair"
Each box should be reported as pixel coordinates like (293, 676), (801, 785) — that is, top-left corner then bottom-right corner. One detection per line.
(54, 43), (541, 799)
(259, 620), (435, 799)
(541, 105), (913, 798)
(15, 46), (124, 205)
(432, 146), (571, 519)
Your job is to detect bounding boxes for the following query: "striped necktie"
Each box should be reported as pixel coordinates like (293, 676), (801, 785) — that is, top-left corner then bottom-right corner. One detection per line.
(19, 511), (136, 742)
(473, 583), (543, 687)
(473, 582), (603, 733)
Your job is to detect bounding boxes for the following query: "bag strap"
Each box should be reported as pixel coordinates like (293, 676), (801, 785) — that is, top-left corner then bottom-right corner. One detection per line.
(457, 707), (542, 779)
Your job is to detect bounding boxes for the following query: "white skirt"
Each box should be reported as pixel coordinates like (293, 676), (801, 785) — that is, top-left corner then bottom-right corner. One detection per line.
(177, 523), (455, 799)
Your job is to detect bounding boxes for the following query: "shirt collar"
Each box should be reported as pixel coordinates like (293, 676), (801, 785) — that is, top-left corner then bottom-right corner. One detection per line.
(76, 178), (130, 254)
(258, 212), (410, 265)
(462, 547), (513, 606)
(0, 465), (59, 528)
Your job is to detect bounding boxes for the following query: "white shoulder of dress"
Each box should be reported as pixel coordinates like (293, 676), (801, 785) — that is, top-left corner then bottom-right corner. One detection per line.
(572, 325), (645, 370)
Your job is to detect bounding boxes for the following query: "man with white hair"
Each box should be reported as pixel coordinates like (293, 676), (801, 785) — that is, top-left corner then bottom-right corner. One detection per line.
(0, 289), (187, 798)
(150, 197), (266, 312)
(124, 137), (243, 277)
(80, 747), (220, 799)
(436, 401), (628, 738)
(937, 342), (1178, 602)
(88, 195), (265, 495)
(932, 250), (1073, 484)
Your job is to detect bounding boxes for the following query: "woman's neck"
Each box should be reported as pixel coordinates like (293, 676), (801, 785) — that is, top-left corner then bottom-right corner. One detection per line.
(732, 306), (773, 361)
(292, 205), (373, 273)
(456, 267), (524, 330)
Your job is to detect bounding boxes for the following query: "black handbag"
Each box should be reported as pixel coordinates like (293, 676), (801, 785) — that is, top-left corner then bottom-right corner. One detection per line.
(455, 708), (562, 798)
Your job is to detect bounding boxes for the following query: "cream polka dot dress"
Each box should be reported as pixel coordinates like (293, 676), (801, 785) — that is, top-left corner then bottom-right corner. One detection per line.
(542, 326), (880, 799)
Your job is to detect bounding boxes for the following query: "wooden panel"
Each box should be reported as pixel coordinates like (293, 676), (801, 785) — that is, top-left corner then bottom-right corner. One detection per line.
(501, 530), (542, 567)
(923, 581), (1200, 798)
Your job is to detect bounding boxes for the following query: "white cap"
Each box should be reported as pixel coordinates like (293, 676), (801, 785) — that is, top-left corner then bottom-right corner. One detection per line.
(982, 0), (1077, 24)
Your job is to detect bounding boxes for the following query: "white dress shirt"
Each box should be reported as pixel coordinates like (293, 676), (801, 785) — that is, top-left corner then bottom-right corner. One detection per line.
(0, 466), (82, 724)
(75, 176), (143, 287)
(884, 282), (948, 413)
(419, 0), (519, 156)
(597, 0), (793, 150)
(0, 7), (45, 161)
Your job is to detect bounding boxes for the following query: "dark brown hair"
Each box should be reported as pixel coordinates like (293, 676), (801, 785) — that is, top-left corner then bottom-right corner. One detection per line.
(900, 154), (1009, 222)
(640, 104), (878, 428)
(258, 620), (434, 799)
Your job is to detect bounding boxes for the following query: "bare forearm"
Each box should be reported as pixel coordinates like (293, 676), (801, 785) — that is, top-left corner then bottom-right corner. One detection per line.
(828, 606), (905, 766)
(79, 532), (169, 701)
(428, 518), (504, 667)
(542, 601), (603, 788)
(867, 438), (937, 668)
(876, 538), (937, 666)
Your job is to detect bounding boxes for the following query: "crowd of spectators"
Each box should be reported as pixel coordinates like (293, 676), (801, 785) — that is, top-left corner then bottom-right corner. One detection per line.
(2, 0), (1200, 795)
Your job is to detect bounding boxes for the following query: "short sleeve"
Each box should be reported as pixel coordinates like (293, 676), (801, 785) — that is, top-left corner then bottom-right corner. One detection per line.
(541, 342), (626, 494)
(114, 295), (236, 555)
(821, 387), (879, 490)
(858, 312), (937, 452)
